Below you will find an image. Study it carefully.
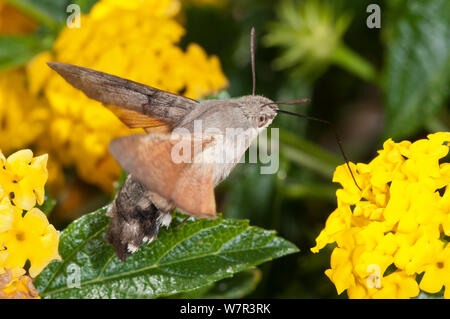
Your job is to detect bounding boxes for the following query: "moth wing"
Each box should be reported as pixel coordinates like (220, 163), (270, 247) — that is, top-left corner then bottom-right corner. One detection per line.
(47, 62), (199, 131)
(105, 106), (170, 133)
(171, 163), (216, 218)
(109, 133), (217, 218)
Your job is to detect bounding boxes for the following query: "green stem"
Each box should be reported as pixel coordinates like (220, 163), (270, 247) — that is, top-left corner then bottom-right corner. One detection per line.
(281, 145), (335, 178)
(331, 43), (378, 84)
(279, 129), (340, 179)
(283, 182), (337, 201)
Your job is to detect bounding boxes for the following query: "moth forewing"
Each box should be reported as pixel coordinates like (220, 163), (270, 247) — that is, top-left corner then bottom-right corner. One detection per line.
(47, 62), (198, 127)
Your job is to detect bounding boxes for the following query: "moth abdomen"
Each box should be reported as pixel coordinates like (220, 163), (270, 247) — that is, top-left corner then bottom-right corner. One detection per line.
(106, 175), (172, 261)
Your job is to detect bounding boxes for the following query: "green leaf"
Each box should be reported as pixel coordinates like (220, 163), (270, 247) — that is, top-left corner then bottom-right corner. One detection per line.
(34, 207), (298, 298)
(172, 269), (262, 299)
(5, 0), (70, 29)
(0, 35), (51, 70)
(414, 291), (444, 299)
(384, 0), (450, 139)
(168, 282), (213, 299)
(203, 268), (262, 298)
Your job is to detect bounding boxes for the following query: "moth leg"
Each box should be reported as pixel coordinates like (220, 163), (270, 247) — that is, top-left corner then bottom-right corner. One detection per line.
(158, 211), (173, 228)
(176, 216), (190, 230)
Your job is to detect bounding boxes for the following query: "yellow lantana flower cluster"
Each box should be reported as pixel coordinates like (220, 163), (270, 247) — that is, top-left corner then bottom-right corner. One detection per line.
(0, 70), (49, 154)
(0, 269), (39, 299)
(312, 132), (450, 299)
(26, 0), (228, 192)
(0, 149), (60, 298)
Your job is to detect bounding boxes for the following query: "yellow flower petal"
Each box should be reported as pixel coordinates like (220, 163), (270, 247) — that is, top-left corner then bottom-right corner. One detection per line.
(0, 197), (14, 233)
(0, 206), (59, 277)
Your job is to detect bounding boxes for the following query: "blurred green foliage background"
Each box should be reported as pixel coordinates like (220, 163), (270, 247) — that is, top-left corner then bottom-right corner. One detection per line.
(0, 0), (449, 298)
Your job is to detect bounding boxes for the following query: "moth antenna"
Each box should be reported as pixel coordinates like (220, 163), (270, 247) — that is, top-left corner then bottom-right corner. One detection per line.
(250, 27), (256, 96)
(271, 102), (361, 191)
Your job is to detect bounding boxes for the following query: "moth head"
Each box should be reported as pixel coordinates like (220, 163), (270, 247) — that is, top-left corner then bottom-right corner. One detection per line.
(242, 28), (277, 129)
(237, 95), (278, 129)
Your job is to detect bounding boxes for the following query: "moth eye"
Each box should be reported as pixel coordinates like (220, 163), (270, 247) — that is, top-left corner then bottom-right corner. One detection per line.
(258, 114), (268, 127)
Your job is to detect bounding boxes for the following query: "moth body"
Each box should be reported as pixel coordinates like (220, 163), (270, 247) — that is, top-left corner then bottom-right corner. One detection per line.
(174, 96), (276, 186)
(106, 175), (173, 260)
(47, 62), (278, 261)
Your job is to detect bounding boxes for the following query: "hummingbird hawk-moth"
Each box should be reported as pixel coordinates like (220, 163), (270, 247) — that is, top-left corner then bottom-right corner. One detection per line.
(48, 29), (358, 261)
